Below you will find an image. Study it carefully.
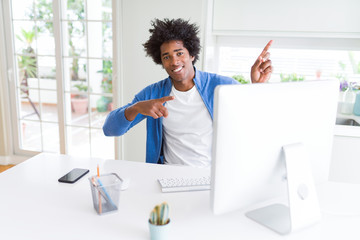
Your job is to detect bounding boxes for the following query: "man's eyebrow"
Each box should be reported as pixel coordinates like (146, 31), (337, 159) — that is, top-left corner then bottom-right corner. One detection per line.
(161, 48), (183, 56)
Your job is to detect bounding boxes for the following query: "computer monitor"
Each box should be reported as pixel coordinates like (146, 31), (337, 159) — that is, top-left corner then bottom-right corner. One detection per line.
(211, 80), (339, 235)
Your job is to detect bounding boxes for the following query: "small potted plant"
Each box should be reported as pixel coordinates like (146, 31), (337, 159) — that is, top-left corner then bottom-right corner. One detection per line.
(71, 82), (89, 114)
(148, 202), (170, 240)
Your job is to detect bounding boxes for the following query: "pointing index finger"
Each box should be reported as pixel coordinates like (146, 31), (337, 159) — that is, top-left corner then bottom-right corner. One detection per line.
(260, 40), (273, 58)
(159, 96), (175, 103)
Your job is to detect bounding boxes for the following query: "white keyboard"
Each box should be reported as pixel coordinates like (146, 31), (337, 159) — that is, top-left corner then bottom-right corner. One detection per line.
(158, 176), (211, 193)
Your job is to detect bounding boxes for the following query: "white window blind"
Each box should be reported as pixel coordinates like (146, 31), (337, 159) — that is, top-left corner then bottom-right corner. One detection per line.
(213, 0), (360, 38)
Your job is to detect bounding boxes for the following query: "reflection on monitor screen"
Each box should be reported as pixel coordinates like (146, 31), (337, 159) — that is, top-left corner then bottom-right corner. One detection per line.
(211, 80), (339, 234)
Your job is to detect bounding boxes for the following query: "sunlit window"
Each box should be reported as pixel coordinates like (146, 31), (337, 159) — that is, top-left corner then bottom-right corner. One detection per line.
(218, 47), (360, 85)
(217, 44), (360, 118)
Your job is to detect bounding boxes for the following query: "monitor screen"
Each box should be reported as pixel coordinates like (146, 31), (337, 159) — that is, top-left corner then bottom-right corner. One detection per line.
(210, 80), (339, 233)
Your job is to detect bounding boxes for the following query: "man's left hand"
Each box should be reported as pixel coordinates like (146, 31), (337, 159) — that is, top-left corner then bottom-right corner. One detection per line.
(251, 40), (273, 83)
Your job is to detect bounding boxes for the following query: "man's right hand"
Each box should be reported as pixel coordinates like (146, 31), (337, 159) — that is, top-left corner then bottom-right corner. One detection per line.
(124, 96), (175, 121)
(251, 40), (273, 83)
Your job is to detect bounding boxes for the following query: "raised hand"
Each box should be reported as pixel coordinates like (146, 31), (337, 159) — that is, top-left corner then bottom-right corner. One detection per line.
(125, 96), (175, 121)
(251, 40), (273, 83)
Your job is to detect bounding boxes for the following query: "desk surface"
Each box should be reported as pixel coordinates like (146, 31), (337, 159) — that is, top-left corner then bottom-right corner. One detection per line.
(0, 153), (360, 240)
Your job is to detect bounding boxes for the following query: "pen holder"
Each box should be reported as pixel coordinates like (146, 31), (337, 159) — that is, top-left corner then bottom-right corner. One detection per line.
(148, 219), (171, 240)
(88, 173), (122, 215)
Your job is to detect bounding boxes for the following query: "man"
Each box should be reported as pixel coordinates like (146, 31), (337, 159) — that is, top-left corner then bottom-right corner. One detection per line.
(103, 18), (273, 167)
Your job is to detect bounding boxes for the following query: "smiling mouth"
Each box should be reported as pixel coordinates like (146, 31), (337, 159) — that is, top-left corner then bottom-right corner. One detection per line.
(172, 66), (183, 73)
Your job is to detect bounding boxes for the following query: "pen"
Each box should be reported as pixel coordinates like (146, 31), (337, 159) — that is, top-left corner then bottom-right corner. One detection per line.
(97, 164), (102, 214)
(91, 177), (117, 211)
(96, 178), (117, 208)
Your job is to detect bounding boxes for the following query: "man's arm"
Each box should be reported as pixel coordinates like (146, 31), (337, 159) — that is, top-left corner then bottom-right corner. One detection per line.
(124, 96), (175, 121)
(103, 95), (175, 136)
(102, 103), (139, 136)
(251, 40), (273, 83)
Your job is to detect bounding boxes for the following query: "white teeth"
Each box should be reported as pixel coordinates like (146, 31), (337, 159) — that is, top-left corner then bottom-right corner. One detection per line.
(173, 67), (183, 73)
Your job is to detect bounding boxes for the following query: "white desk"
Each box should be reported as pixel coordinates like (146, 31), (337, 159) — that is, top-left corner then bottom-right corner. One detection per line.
(1, 153), (360, 239)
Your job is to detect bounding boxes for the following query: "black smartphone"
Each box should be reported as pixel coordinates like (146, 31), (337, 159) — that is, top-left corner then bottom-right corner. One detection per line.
(58, 168), (89, 183)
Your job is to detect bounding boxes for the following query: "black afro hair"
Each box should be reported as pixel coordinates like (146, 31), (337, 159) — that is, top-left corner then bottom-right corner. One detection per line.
(143, 18), (201, 65)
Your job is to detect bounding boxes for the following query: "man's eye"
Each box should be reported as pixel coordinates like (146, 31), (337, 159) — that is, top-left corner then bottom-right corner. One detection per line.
(163, 56), (169, 60)
(177, 52), (184, 56)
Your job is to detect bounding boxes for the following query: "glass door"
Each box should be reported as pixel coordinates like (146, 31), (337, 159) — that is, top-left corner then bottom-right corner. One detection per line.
(5, 0), (115, 159)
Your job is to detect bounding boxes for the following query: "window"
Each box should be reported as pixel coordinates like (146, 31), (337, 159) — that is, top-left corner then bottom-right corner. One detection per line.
(209, 35), (360, 132)
(4, 0), (116, 159)
(213, 36), (360, 96)
(210, 0), (360, 123)
(218, 45), (360, 85)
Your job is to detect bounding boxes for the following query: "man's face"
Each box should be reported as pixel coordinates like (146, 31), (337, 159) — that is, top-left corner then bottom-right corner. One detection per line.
(160, 40), (195, 85)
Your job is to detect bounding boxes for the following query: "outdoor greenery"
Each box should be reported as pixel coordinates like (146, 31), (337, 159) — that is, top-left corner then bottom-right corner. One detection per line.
(16, 28), (37, 75)
(97, 60), (113, 112)
(73, 82), (88, 92)
(336, 62), (349, 91)
(19, 0), (112, 94)
(28, 0), (53, 31)
(280, 73), (305, 82)
(349, 52), (360, 74)
(16, 28), (36, 51)
(67, 0), (85, 81)
(16, 27), (37, 95)
(99, 60), (113, 93)
(73, 82), (88, 99)
(18, 55), (37, 80)
(232, 74), (250, 84)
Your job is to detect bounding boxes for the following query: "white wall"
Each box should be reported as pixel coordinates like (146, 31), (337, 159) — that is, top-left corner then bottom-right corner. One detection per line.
(119, 0), (207, 162)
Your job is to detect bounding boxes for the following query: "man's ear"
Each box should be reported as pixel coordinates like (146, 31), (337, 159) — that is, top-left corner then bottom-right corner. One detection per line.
(191, 55), (195, 62)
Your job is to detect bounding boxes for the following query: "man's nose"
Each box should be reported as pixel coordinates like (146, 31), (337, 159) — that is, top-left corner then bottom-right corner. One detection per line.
(171, 56), (179, 65)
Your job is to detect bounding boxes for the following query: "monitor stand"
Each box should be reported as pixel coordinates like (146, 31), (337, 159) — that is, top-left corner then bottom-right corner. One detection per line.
(246, 143), (321, 235)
